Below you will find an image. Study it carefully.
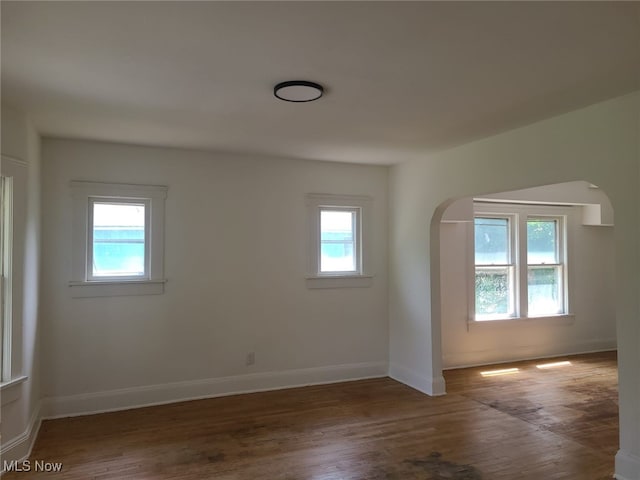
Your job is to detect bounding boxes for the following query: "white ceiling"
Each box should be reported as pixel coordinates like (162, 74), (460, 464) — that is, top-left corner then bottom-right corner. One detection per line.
(2, 2), (639, 165)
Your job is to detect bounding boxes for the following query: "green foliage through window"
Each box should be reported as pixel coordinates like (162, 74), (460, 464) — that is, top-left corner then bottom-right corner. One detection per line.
(476, 268), (511, 316)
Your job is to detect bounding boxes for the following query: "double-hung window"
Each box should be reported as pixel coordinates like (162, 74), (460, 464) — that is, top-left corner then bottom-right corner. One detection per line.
(473, 203), (568, 321)
(1, 175), (12, 382)
(320, 207), (360, 274)
(527, 217), (564, 316)
(306, 194), (372, 288)
(89, 199), (149, 280)
(1, 155), (29, 402)
(70, 181), (167, 297)
(474, 215), (516, 319)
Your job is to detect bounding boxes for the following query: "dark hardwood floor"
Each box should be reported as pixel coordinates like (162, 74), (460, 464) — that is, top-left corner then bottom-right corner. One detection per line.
(5, 351), (618, 479)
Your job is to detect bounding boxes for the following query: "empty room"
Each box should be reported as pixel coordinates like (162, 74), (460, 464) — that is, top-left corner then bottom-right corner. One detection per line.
(1, 2), (639, 479)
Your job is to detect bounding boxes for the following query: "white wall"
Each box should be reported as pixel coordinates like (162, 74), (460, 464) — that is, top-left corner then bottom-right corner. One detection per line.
(4, 93), (637, 476)
(389, 92), (640, 479)
(0, 106), (42, 463)
(40, 139), (388, 416)
(440, 182), (616, 368)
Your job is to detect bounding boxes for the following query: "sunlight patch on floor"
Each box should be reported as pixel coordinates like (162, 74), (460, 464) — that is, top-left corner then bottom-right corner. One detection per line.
(536, 361), (572, 369)
(480, 368), (520, 377)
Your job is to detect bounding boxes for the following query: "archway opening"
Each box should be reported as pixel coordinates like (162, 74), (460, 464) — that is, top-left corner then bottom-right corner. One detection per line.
(430, 179), (619, 471)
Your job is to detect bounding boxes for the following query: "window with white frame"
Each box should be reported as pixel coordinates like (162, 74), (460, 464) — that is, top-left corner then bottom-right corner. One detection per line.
(320, 207), (360, 274)
(306, 194), (373, 288)
(474, 215), (516, 319)
(1, 175), (13, 382)
(89, 199), (148, 280)
(526, 217), (564, 316)
(1, 155), (29, 400)
(473, 203), (568, 321)
(70, 181), (167, 297)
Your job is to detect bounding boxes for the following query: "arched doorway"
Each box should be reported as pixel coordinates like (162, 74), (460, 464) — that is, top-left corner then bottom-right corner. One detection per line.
(429, 180), (619, 473)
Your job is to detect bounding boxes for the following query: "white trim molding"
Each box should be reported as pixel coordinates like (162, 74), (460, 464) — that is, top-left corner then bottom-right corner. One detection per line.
(1, 155), (28, 169)
(41, 361), (388, 419)
(69, 181), (168, 297)
(1, 157), (27, 399)
(305, 193), (374, 289)
(0, 375), (28, 406)
(305, 275), (373, 289)
(0, 401), (42, 472)
(388, 362), (446, 396)
(68, 279), (167, 298)
(615, 450), (640, 480)
(442, 341), (617, 370)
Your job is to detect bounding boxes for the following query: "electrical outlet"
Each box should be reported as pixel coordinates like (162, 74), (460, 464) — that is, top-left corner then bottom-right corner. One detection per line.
(246, 352), (255, 366)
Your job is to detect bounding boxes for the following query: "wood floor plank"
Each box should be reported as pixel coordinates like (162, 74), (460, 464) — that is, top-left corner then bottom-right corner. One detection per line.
(4, 351), (618, 479)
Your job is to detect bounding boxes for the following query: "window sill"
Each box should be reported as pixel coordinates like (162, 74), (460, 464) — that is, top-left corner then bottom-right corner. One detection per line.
(306, 275), (373, 289)
(469, 314), (575, 326)
(1, 375), (28, 406)
(69, 279), (166, 298)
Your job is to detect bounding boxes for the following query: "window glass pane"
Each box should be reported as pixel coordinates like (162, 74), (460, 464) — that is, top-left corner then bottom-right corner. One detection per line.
(527, 219), (558, 264)
(320, 211), (354, 242)
(320, 210), (356, 272)
(528, 266), (562, 315)
(92, 202), (145, 277)
(474, 217), (509, 265)
(475, 266), (514, 318)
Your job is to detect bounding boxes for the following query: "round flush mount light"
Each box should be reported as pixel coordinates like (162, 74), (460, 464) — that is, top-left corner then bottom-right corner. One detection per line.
(274, 80), (324, 102)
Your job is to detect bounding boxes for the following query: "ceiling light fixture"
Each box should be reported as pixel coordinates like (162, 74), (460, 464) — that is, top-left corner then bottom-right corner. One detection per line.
(274, 80), (324, 103)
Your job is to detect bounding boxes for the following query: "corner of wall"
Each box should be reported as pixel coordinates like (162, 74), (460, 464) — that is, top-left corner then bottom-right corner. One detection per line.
(0, 400), (42, 469)
(388, 362), (446, 396)
(615, 450), (640, 480)
(0, 109), (43, 467)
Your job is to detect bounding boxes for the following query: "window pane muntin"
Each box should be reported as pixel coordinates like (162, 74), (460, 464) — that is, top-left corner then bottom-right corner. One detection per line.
(528, 266), (563, 315)
(90, 200), (147, 279)
(320, 208), (358, 273)
(527, 218), (559, 264)
(474, 216), (511, 265)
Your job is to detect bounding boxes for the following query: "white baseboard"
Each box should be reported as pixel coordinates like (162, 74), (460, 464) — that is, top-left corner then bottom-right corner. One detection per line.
(388, 362), (446, 396)
(0, 402), (42, 472)
(42, 361), (388, 419)
(615, 450), (640, 480)
(442, 340), (617, 370)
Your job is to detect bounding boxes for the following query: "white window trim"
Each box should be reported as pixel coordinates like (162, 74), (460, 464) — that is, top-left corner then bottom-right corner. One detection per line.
(473, 213), (518, 320)
(0, 375), (28, 406)
(1, 175), (14, 383)
(87, 197), (150, 281)
(470, 202), (572, 323)
(0, 155), (27, 394)
(305, 193), (373, 289)
(70, 181), (167, 298)
(319, 206), (361, 275)
(526, 214), (566, 318)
